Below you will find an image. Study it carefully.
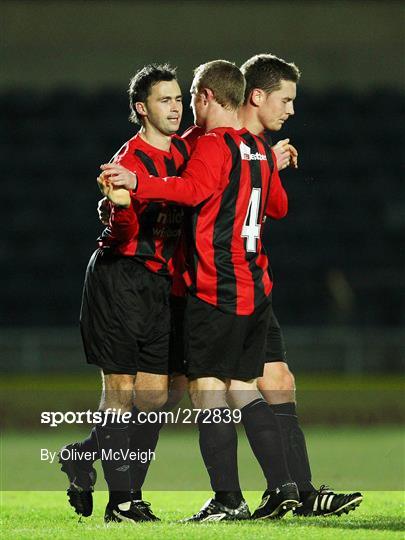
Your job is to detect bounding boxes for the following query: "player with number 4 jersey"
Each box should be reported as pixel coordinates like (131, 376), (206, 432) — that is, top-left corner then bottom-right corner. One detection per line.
(132, 126), (287, 316)
(103, 60), (299, 522)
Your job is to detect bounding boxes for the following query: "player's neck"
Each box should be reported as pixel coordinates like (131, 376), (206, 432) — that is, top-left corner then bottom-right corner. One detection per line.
(238, 106), (262, 136)
(138, 126), (172, 152)
(205, 104), (242, 132)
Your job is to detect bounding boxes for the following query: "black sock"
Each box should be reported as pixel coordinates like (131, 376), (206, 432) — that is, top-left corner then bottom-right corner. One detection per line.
(241, 399), (291, 491)
(197, 408), (242, 507)
(95, 411), (132, 506)
(130, 407), (163, 498)
(270, 402), (314, 494)
(75, 428), (98, 470)
(215, 490), (243, 509)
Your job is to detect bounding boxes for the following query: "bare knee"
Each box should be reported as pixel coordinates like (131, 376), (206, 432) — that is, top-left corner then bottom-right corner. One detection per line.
(257, 362), (296, 404)
(100, 373), (135, 412)
(227, 379), (261, 409)
(164, 374), (188, 411)
(134, 372), (168, 412)
(189, 377), (227, 409)
(135, 391), (168, 412)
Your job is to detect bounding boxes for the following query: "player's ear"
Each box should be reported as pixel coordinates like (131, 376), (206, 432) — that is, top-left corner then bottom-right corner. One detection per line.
(202, 88), (213, 104)
(135, 101), (147, 118)
(250, 89), (264, 107)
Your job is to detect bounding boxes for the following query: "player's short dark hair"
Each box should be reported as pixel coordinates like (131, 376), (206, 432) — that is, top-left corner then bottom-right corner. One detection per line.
(128, 63), (177, 124)
(192, 60), (246, 111)
(240, 54), (301, 103)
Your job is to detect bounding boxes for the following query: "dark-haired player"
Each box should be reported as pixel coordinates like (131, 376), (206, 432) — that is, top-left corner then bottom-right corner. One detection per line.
(59, 63), (190, 523)
(103, 59), (300, 522)
(240, 52), (362, 517)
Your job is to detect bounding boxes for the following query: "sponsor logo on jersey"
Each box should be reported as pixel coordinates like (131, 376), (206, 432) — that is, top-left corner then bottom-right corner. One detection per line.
(240, 142), (251, 160)
(239, 142), (266, 161)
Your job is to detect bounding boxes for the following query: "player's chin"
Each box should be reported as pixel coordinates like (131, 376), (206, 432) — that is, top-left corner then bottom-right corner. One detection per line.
(166, 122), (181, 134)
(163, 126), (179, 136)
(271, 122), (284, 132)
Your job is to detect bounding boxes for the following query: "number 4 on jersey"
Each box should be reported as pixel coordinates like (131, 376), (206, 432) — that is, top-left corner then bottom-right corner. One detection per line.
(241, 188), (262, 253)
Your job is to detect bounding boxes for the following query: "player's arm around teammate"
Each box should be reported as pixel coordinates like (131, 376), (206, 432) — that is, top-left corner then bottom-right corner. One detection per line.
(104, 59), (301, 522)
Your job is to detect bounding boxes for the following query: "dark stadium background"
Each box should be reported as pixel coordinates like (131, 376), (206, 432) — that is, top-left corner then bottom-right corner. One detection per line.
(2, 0), (403, 374)
(1, 2), (404, 494)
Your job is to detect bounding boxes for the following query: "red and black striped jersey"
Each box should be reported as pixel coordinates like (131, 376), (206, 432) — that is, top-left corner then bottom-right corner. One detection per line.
(134, 127), (288, 315)
(261, 129), (274, 147)
(182, 125), (205, 152)
(98, 133), (190, 275)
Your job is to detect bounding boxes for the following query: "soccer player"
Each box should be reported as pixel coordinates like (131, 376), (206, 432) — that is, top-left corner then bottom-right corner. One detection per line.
(102, 59), (300, 521)
(239, 53), (363, 517)
(59, 63), (190, 523)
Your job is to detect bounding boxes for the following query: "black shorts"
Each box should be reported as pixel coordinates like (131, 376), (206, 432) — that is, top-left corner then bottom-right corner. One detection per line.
(80, 249), (171, 375)
(168, 295), (187, 375)
(185, 295), (271, 381)
(265, 300), (287, 363)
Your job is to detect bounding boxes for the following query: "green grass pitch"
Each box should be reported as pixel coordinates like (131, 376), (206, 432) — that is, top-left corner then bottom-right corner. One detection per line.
(2, 491), (404, 539)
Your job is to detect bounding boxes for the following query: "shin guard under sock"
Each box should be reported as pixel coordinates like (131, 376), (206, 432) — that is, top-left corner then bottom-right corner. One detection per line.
(95, 412), (132, 506)
(197, 408), (242, 504)
(130, 407), (163, 497)
(270, 402), (314, 493)
(241, 398), (291, 490)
